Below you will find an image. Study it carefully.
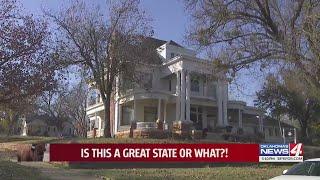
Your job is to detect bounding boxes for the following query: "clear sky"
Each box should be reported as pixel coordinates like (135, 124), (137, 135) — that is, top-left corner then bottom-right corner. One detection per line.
(19, 0), (262, 106)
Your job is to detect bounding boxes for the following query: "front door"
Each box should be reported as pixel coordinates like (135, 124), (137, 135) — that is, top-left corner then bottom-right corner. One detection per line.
(190, 106), (203, 130)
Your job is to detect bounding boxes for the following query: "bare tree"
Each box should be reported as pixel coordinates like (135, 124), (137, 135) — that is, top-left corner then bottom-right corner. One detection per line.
(46, 0), (155, 137)
(185, 0), (320, 96)
(0, 0), (57, 106)
(62, 77), (88, 137)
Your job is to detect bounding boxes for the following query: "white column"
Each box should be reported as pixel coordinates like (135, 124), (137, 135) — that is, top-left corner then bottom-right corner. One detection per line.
(180, 70), (186, 121)
(163, 100), (167, 124)
(204, 76), (208, 96)
(222, 82), (228, 126)
(259, 114), (263, 132)
(186, 71), (191, 121)
(176, 71), (181, 120)
(133, 99), (136, 122)
(202, 108), (208, 128)
(217, 81), (223, 127)
(157, 98), (161, 121)
(95, 112), (97, 129)
(238, 109), (242, 128)
(118, 104), (122, 130)
(114, 102), (119, 133)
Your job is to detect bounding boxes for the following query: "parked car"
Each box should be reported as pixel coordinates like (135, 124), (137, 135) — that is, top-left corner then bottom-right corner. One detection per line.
(270, 158), (320, 179)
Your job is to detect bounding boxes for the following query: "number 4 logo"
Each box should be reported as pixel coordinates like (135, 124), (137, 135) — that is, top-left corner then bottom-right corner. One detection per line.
(290, 143), (303, 156)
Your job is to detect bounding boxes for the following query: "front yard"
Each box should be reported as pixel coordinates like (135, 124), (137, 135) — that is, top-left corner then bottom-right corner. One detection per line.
(0, 161), (44, 180)
(0, 136), (317, 179)
(83, 164), (290, 180)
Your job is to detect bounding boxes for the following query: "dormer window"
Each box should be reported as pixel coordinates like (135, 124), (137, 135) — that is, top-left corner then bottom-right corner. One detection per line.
(170, 53), (175, 58)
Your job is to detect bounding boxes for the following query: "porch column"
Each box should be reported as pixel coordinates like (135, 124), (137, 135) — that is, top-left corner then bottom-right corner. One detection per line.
(259, 114), (263, 132)
(157, 98), (162, 121)
(217, 81), (223, 127)
(133, 99), (136, 122)
(176, 71), (181, 120)
(163, 100), (167, 124)
(238, 109), (243, 128)
(204, 76), (208, 96)
(202, 108), (208, 128)
(180, 70), (186, 121)
(222, 82), (229, 126)
(186, 71), (191, 121)
(95, 112), (97, 129)
(114, 102), (119, 133)
(118, 104), (122, 131)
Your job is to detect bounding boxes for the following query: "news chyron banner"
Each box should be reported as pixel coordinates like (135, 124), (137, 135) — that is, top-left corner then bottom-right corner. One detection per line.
(49, 143), (303, 163)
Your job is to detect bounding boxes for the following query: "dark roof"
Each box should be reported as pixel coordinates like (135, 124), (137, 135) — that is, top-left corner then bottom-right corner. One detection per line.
(165, 40), (183, 48)
(144, 37), (184, 48)
(144, 37), (167, 48)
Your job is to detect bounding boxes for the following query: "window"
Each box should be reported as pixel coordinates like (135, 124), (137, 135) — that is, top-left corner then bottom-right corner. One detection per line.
(169, 80), (172, 91)
(137, 72), (152, 90)
(121, 106), (133, 125)
(88, 90), (100, 106)
(144, 107), (157, 122)
(170, 53), (175, 58)
(191, 77), (200, 92)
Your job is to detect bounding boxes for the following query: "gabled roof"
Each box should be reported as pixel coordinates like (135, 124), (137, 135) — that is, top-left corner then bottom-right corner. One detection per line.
(144, 37), (167, 48)
(165, 40), (183, 48)
(144, 37), (184, 48)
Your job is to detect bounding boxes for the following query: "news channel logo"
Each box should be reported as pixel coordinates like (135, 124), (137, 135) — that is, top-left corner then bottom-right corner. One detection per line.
(259, 143), (303, 162)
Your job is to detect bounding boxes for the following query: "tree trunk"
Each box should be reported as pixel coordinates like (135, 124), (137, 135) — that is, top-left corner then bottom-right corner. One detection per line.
(103, 92), (112, 138)
(300, 120), (309, 144)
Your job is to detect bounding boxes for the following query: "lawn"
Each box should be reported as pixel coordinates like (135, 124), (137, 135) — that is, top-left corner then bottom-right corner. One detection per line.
(0, 135), (57, 144)
(52, 137), (192, 144)
(84, 164), (290, 180)
(0, 136), (303, 180)
(0, 161), (45, 180)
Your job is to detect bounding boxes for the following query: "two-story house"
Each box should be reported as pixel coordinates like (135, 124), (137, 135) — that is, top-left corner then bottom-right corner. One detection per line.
(86, 37), (291, 142)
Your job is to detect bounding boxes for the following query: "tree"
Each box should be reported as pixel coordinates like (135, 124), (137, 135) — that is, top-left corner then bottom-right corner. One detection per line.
(255, 71), (320, 143)
(46, 0), (156, 137)
(0, 0), (57, 107)
(185, 0), (320, 95)
(62, 77), (88, 137)
(0, 0), (59, 135)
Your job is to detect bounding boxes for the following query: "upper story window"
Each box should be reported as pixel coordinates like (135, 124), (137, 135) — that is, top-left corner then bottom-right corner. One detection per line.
(88, 90), (100, 106)
(191, 77), (200, 92)
(170, 53), (175, 58)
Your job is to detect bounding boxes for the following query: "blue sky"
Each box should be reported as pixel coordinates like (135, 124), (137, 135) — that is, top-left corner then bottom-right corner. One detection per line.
(19, 0), (262, 105)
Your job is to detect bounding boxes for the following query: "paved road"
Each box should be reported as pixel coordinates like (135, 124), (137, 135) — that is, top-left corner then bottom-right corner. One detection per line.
(19, 162), (102, 180)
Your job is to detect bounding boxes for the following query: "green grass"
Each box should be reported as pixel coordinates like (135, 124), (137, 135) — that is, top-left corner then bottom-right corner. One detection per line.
(0, 135), (57, 144)
(0, 161), (46, 180)
(52, 137), (190, 144)
(84, 164), (290, 180)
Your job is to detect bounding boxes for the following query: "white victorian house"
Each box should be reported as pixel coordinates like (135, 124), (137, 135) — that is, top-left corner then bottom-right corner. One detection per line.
(86, 37), (291, 142)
